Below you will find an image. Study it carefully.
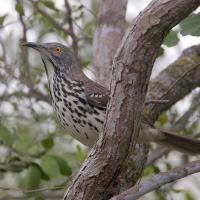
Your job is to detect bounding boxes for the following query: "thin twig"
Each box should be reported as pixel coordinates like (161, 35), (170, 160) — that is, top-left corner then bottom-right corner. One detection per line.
(31, 0), (72, 36)
(147, 92), (200, 166)
(0, 186), (65, 193)
(0, 194), (62, 200)
(111, 160), (200, 200)
(73, 20), (93, 41)
(17, 1), (33, 86)
(145, 99), (169, 105)
(1, 62), (48, 102)
(64, 0), (78, 56)
(149, 64), (200, 115)
(75, 0), (95, 16)
(0, 20), (19, 29)
(159, 64), (199, 101)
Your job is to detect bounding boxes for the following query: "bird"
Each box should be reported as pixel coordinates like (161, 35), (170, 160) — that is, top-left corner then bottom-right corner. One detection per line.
(22, 42), (200, 154)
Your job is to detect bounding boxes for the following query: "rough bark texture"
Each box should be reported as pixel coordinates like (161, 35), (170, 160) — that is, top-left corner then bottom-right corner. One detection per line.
(147, 45), (200, 122)
(111, 160), (200, 200)
(92, 0), (148, 195)
(64, 1), (200, 200)
(145, 45), (200, 166)
(92, 0), (127, 88)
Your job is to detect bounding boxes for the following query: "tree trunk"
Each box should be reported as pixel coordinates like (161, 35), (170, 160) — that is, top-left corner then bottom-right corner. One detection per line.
(64, 0), (200, 199)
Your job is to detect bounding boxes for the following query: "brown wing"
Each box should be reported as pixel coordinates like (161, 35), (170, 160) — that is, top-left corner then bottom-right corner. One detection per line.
(84, 79), (109, 110)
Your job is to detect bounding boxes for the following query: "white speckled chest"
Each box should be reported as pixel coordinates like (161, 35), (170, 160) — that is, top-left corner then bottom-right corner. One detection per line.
(49, 72), (105, 147)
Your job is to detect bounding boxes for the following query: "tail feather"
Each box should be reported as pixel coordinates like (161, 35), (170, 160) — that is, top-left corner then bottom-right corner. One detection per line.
(158, 129), (200, 154)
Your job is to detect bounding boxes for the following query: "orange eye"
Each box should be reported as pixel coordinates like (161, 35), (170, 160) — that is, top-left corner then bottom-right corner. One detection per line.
(55, 47), (62, 53)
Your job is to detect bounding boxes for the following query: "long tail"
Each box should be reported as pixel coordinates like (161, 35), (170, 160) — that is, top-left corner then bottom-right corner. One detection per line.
(142, 126), (200, 154)
(158, 129), (200, 154)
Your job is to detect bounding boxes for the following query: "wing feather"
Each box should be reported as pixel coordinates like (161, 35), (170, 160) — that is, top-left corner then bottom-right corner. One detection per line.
(84, 80), (109, 110)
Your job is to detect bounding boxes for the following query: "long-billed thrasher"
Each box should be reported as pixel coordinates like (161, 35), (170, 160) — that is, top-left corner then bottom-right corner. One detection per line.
(23, 42), (200, 154)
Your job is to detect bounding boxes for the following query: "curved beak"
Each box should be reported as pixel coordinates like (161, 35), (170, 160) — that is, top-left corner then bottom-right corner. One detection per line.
(21, 42), (42, 51)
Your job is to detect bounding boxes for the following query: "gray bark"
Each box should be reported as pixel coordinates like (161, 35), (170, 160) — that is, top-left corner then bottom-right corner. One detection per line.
(147, 45), (200, 122)
(92, 0), (127, 88)
(64, 0), (200, 199)
(111, 160), (200, 200)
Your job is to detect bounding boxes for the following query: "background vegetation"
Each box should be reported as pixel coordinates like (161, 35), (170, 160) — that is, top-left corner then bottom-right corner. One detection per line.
(0, 0), (200, 199)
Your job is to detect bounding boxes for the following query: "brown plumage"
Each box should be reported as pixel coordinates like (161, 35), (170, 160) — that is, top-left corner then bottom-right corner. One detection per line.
(22, 42), (200, 154)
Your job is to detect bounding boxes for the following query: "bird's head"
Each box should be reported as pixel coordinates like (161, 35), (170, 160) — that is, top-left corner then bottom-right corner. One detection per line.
(22, 42), (79, 77)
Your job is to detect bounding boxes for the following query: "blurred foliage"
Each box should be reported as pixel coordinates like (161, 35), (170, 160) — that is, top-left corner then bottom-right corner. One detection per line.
(0, 0), (199, 200)
(163, 12), (200, 48)
(0, 0), (92, 199)
(180, 13), (200, 36)
(163, 30), (179, 47)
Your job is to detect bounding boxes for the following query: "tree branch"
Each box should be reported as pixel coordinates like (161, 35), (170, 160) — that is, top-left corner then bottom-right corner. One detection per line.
(31, 1), (72, 36)
(0, 90), (48, 103)
(64, 0), (78, 57)
(145, 44), (200, 165)
(64, 1), (200, 200)
(17, 0), (33, 87)
(92, 0), (145, 195)
(147, 44), (200, 122)
(111, 160), (200, 200)
(92, 0), (128, 87)
(147, 92), (200, 166)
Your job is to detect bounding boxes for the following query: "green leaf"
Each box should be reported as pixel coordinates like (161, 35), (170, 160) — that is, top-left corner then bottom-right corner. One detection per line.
(155, 190), (166, 200)
(29, 163), (50, 181)
(44, 83), (49, 92)
(35, 197), (45, 200)
(83, 20), (95, 40)
(81, 59), (91, 68)
(144, 166), (160, 177)
(180, 13), (200, 36)
(158, 114), (168, 126)
(40, 155), (60, 178)
(165, 162), (172, 170)
(163, 30), (179, 47)
(157, 47), (165, 57)
(0, 125), (13, 146)
(172, 188), (184, 193)
(76, 145), (87, 161)
(21, 165), (41, 190)
(184, 191), (194, 200)
(0, 15), (7, 26)
(15, 2), (25, 16)
(41, 1), (58, 11)
(72, 5), (84, 12)
(0, 158), (26, 173)
(42, 136), (54, 150)
(15, 125), (34, 152)
(51, 155), (72, 176)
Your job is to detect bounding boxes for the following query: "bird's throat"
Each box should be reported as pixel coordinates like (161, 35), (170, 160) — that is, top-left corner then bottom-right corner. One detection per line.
(42, 58), (55, 82)
(41, 57), (57, 101)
